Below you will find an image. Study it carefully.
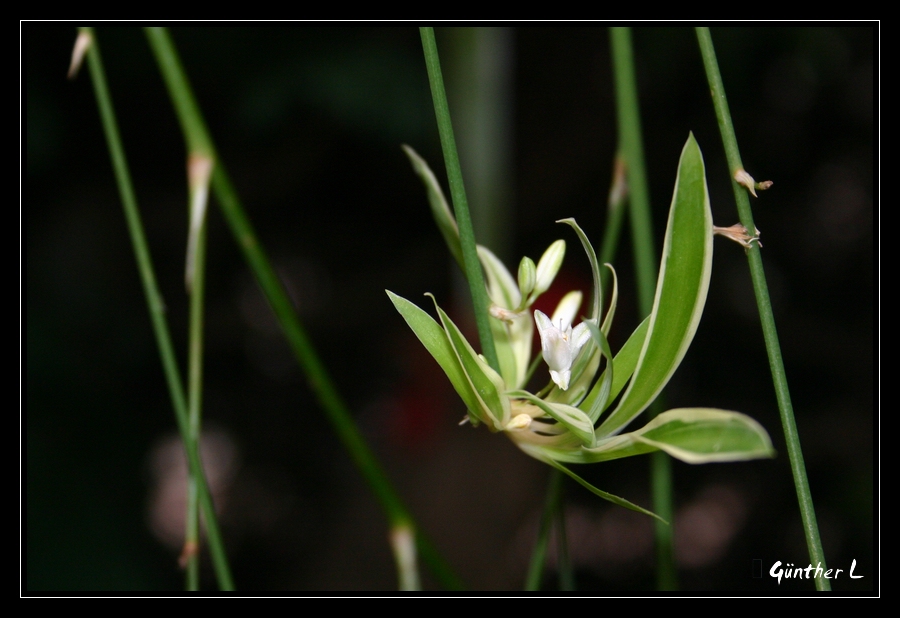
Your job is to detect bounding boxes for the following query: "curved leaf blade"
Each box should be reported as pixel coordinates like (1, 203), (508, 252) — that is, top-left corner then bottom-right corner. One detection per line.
(631, 408), (776, 463)
(401, 145), (463, 269)
(597, 134), (713, 438)
(387, 291), (486, 426)
(546, 459), (666, 523)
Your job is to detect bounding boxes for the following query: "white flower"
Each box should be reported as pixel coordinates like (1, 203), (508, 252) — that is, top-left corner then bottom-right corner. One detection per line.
(534, 309), (592, 391)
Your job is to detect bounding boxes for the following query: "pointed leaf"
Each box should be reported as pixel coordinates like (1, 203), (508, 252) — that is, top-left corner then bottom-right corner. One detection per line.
(387, 291), (485, 426)
(433, 300), (511, 429)
(630, 408), (775, 463)
(600, 263), (618, 337)
(597, 134), (714, 438)
(572, 407), (774, 465)
(402, 145), (463, 269)
(580, 321), (614, 424)
(545, 459), (666, 523)
(580, 316), (650, 418)
(558, 218), (603, 325)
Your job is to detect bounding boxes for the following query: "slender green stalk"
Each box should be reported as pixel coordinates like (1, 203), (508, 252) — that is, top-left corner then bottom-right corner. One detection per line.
(143, 27), (461, 590)
(525, 470), (562, 591)
(419, 27), (499, 372)
(696, 27), (830, 591)
(610, 27), (678, 591)
(554, 483), (574, 591)
(184, 221), (208, 591)
(79, 27), (234, 591)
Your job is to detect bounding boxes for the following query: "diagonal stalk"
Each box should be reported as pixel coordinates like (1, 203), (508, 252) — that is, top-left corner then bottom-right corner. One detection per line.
(143, 27), (461, 590)
(78, 27), (234, 590)
(695, 27), (830, 591)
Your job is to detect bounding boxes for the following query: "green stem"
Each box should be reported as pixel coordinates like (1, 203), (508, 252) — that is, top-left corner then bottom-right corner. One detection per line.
(610, 26), (678, 591)
(525, 470), (563, 591)
(80, 27), (234, 591)
(695, 27), (830, 591)
(419, 27), (499, 373)
(554, 482), (574, 591)
(143, 27), (461, 591)
(184, 220), (208, 591)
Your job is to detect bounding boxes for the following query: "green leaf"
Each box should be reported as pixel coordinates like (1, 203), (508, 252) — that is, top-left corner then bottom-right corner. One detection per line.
(579, 316), (650, 420)
(507, 390), (596, 448)
(387, 291), (485, 427)
(558, 218), (603, 325)
(580, 321), (614, 425)
(597, 134), (714, 438)
(433, 298), (511, 430)
(631, 408), (775, 463)
(545, 459), (666, 523)
(401, 145), (463, 269)
(555, 407), (774, 465)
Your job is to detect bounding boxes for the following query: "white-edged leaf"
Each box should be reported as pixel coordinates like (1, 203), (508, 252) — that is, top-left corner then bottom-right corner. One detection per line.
(558, 218), (603, 325)
(597, 134), (714, 438)
(579, 316), (650, 419)
(580, 321), (614, 424)
(630, 408), (775, 463)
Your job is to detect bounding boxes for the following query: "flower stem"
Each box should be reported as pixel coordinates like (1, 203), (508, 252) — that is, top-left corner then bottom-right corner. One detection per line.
(695, 27), (830, 591)
(419, 27), (500, 373)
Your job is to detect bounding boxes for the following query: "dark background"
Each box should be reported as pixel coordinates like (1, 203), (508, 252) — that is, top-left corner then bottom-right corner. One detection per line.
(25, 26), (874, 592)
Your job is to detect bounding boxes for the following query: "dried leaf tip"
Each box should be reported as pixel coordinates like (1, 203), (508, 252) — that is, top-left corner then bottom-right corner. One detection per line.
(68, 30), (92, 80)
(734, 169), (773, 197)
(714, 223), (762, 250)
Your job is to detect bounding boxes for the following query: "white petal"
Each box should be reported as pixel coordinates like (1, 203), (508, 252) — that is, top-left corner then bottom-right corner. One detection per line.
(550, 290), (583, 330)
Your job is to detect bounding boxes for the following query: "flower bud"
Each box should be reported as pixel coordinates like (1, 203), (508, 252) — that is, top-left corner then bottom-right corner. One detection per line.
(517, 256), (536, 300)
(532, 240), (566, 299)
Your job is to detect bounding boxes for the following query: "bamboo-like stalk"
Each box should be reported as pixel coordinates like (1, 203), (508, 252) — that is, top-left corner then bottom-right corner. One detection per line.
(695, 27), (830, 591)
(78, 27), (234, 591)
(143, 27), (461, 591)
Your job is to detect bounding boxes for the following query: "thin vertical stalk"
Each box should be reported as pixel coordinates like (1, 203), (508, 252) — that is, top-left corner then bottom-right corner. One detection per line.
(143, 27), (461, 590)
(79, 27), (234, 590)
(419, 27), (499, 372)
(610, 26), (678, 591)
(184, 223), (208, 590)
(554, 486), (574, 591)
(696, 27), (830, 591)
(525, 470), (563, 591)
